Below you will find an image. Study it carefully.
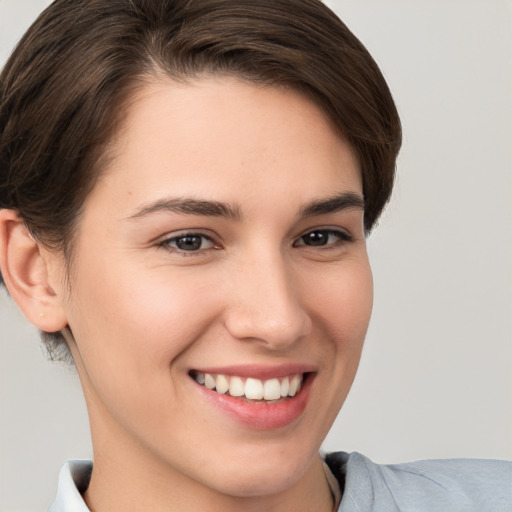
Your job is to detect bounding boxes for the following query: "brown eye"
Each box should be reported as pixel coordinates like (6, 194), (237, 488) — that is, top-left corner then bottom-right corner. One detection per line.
(301, 231), (330, 246)
(294, 229), (353, 248)
(174, 235), (203, 251)
(160, 233), (216, 253)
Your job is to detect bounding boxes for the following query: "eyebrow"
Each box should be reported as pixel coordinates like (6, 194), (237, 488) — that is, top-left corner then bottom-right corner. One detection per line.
(126, 191), (364, 222)
(299, 192), (365, 218)
(126, 197), (243, 221)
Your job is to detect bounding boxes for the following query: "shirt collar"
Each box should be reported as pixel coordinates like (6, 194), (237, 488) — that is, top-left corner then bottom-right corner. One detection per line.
(47, 460), (92, 512)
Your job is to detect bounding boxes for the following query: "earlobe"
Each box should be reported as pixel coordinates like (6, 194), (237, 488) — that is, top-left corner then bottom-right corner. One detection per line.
(0, 209), (68, 332)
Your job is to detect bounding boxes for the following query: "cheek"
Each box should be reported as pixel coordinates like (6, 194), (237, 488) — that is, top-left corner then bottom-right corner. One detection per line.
(295, 257), (372, 439)
(65, 258), (223, 395)
(305, 256), (373, 348)
(304, 255), (372, 417)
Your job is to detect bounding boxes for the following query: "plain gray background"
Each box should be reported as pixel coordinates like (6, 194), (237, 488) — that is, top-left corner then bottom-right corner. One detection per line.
(1, 1), (511, 511)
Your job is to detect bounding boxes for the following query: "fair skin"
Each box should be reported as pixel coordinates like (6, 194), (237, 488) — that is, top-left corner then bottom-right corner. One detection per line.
(0, 77), (372, 512)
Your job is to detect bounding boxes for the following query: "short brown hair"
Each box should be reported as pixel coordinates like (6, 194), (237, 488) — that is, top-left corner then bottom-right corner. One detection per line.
(0, 0), (401, 358)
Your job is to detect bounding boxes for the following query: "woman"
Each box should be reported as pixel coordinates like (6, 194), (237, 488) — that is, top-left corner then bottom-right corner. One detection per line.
(0, 1), (510, 511)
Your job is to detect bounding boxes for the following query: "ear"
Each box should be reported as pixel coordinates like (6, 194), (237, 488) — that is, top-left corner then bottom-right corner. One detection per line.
(0, 209), (68, 332)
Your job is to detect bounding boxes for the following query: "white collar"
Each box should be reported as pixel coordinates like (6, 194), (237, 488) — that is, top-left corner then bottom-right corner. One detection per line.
(47, 460), (92, 512)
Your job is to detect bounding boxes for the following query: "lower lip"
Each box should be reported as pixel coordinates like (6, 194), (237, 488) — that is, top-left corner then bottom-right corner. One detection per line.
(193, 374), (314, 430)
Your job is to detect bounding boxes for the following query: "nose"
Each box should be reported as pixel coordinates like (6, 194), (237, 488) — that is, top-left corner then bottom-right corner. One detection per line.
(223, 250), (312, 349)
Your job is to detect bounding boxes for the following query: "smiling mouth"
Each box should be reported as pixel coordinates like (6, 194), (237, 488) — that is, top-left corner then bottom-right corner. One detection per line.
(189, 370), (304, 402)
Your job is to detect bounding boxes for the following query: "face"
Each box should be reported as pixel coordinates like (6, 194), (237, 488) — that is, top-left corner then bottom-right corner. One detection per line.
(55, 77), (372, 500)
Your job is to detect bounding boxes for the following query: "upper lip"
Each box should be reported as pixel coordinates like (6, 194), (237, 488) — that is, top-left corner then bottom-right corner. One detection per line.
(190, 364), (317, 380)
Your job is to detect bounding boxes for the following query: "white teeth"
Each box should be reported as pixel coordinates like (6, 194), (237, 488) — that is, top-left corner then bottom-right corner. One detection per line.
(204, 373), (216, 390)
(289, 375), (301, 396)
(263, 378), (281, 400)
(215, 374), (229, 394)
(193, 371), (305, 401)
(280, 377), (290, 398)
(245, 378), (264, 400)
(229, 376), (245, 397)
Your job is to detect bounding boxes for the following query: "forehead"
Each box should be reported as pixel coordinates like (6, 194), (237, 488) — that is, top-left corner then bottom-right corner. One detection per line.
(88, 77), (362, 216)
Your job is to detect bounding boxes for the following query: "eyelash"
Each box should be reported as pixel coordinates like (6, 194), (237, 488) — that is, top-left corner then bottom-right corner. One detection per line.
(157, 228), (353, 256)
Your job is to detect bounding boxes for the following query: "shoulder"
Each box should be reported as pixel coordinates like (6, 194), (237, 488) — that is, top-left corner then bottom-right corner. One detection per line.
(325, 451), (512, 512)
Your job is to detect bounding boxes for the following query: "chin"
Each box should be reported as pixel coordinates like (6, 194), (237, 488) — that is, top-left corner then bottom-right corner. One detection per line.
(213, 468), (304, 499)
(199, 442), (318, 499)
